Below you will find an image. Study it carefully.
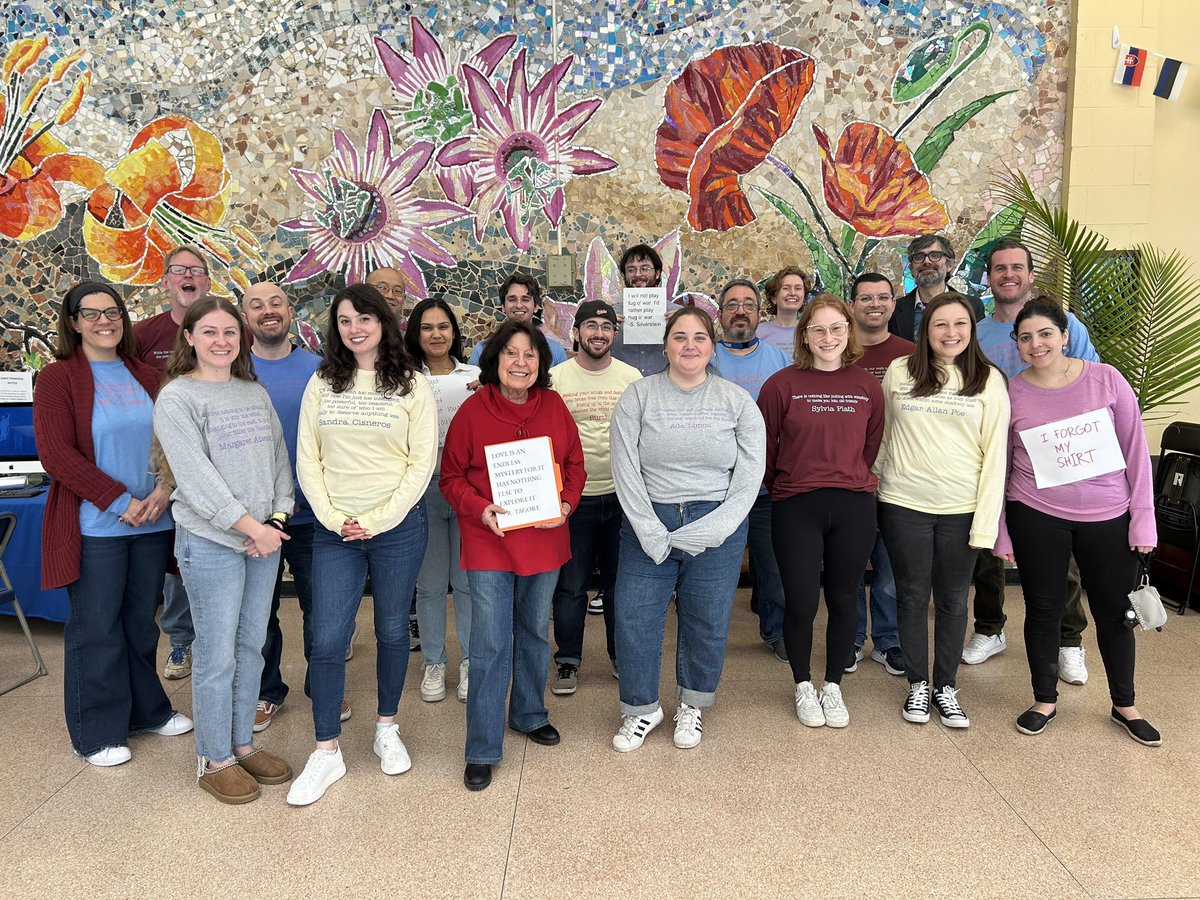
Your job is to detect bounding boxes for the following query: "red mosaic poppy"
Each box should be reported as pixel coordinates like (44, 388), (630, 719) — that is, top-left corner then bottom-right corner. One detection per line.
(655, 43), (814, 232)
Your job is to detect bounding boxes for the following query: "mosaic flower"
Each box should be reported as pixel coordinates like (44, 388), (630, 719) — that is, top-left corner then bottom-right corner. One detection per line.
(436, 49), (617, 252)
(0, 37), (102, 242)
(282, 108), (472, 292)
(811, 121), (949, 238)
(80, 115), (258, 288)
(655, 42), (815, 232)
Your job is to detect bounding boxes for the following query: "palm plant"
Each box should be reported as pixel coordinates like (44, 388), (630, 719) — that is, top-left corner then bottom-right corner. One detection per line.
(994, 171), (1200, 419)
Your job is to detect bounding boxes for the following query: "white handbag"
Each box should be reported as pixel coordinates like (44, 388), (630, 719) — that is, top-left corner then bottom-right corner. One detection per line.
(1128, 556), (1168, 632)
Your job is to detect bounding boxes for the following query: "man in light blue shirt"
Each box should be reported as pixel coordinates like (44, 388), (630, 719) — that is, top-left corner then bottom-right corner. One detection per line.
(712, 278), (790, 662)
(966, 238), (1096, 685)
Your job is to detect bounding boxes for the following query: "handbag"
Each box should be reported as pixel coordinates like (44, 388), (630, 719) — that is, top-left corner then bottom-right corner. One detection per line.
(1128, 553), (1168, 632)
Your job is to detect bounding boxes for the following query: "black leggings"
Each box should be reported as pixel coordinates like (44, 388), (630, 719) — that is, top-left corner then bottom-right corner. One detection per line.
(772, 489), (877, 685)
(1005, 501), (1139, 706)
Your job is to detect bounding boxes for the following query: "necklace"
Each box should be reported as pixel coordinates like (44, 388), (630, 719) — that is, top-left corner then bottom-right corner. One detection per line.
(1029, 357), (1075, 389)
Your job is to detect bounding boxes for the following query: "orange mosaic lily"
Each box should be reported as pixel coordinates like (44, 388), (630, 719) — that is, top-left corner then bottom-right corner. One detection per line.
(811, 121), (948, 238)
(80, 115), (246, 285)
(0, 37), (100, 241)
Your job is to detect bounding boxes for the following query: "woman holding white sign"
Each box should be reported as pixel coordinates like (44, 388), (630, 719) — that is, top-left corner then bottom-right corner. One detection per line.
(993, 298), (1159, 745)
(440, 317), (585, 792)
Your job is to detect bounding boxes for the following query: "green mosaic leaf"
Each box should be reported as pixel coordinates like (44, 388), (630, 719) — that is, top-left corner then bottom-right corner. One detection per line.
(755, 186), (844, 296)
(912, 90), (1016, 174)
(893, 35), (955, 103)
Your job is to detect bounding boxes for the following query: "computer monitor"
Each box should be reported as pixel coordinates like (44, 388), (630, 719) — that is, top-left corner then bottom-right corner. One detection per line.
(0, 402), (44, 475)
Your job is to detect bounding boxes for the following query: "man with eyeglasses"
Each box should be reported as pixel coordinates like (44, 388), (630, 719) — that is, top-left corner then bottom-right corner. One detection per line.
(365, 266), (409, 326)
(613, 243), (671, 377)
(133, 244), (212, 680)
(889, 235), (985, 341)
(713, 278), (791, 662)
(846, 273), (912, 677)
(547, 301), (642, 695)
(963, 239), (1100, 684)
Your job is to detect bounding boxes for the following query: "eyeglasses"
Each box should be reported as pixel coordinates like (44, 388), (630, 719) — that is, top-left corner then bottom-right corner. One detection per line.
(166, 265), (208, 277)
(76, 307), (124, 322)
(580, 321), (615, 334)
(721, 300), (759, 313)
(624, 264), (655, 275)
(804, 321), (849, 338)
(910, 251), (948, 264)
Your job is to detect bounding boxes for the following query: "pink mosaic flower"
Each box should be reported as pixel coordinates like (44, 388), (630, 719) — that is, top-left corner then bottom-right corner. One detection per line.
(436, 49), (618, 252)
(281, 108), (472, 293)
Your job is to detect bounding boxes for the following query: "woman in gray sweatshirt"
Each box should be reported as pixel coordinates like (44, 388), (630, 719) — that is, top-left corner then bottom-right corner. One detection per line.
(609, 306), (765, 753)
(153, 297), (295, 805)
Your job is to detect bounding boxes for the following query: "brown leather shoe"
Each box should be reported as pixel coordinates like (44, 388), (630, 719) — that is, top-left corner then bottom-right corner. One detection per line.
(235, 748), (293, 785)
(199, 761), (260, 804)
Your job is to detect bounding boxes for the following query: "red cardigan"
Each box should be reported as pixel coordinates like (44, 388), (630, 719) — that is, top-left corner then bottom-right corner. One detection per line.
(32, 348), (161, 589)
(440, 385), (585, 576)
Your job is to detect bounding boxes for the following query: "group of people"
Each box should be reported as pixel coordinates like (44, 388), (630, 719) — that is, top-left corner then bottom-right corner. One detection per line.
(32, 232), (1161, 808)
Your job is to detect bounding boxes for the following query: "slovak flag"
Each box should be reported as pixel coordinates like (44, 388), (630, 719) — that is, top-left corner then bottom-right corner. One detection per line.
(1114, 45), (1149, 86)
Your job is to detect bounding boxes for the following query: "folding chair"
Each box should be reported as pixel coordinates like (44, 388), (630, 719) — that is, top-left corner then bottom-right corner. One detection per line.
(0, 512), (49, 695)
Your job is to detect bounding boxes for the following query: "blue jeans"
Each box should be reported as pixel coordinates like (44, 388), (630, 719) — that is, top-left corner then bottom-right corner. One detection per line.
(415, 483), (471, 666)
(258, 523), (314, 705)
(748, 491), (786, 644)
(309, 504), (427, 742)
(856, 532), (900, 651)
(614, 502), (749, 716)
(159, 571), (195, 647)
(176, 527), (279, 764)
(464, 568), (557, 765)
(552, 492), (621, 666)
(64, 531), (175, 756)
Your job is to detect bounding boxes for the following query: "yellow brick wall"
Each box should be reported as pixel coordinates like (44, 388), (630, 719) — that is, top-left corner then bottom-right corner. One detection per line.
(1066, 0), (1200, 448)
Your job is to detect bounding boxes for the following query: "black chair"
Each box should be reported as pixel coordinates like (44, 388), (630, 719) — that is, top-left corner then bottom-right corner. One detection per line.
(0, 512), (49, 695)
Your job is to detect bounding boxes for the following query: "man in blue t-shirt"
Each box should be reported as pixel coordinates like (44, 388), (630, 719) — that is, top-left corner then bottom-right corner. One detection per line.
(966, 239), (1097, 685)
(468, 272), (568, 367)
(712, 278), (790, 662)
(242, 281), (328, 732)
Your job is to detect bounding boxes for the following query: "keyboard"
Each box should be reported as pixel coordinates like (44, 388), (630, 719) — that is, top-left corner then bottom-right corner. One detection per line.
(0, 487), (47, 499)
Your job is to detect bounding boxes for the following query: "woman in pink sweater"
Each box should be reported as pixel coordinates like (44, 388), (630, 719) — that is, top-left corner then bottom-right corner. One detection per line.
(994, 298), (1159, 745)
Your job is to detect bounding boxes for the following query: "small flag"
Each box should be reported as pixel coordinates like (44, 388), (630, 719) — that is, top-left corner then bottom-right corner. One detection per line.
(1114, 45), (1149, 86)
(1154, 57), (1190, 101)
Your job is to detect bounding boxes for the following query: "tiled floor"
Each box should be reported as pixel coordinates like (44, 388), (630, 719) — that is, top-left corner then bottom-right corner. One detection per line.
(2, 588), (1199, 899)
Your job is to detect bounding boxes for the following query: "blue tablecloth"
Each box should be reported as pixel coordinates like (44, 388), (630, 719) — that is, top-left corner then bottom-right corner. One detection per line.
(1, 490), (69, 623)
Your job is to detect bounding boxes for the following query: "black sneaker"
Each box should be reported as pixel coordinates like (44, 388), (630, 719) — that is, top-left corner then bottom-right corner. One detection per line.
(902, 680), (930, 723)
(871, 646), (905, 676)
(1110, 707), (1161, 746)
(934, 685), (970, 728)
(844, 644), (864, 674)
(552, 663), (578, 695)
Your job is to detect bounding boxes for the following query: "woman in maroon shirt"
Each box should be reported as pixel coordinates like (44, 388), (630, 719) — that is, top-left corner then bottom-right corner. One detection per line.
(757, 295), (884, 729)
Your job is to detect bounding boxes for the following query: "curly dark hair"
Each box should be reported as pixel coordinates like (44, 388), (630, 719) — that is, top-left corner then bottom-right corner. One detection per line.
(477, 318), (553, 391)
(405, 298), (466, 365)
(319, 284), (416, 396)
(906, 292), (1000, 398)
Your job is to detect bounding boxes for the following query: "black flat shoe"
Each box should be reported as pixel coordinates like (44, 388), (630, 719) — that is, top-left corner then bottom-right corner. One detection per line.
(511, 722), (560, 746)
(1110, 707), (1162, 746)
(1016, 707), (1056, 735)
(464, 763), (492, 791)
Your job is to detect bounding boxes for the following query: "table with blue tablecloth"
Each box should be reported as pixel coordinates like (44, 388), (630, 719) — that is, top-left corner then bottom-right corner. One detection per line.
(1, 489), (69, 623)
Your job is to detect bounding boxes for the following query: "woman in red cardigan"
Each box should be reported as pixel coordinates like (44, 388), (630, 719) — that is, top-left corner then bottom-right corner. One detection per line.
(33, 282), (193, 767)
(441, 317), (585, 792)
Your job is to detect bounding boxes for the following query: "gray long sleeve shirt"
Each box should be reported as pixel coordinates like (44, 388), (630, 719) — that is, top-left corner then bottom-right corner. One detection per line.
(610, 371), (765, 564)
(154, 375), (294, 551)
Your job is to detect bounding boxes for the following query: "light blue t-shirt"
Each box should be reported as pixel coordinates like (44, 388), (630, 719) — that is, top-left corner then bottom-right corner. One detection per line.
(755, 321), (797, 355)
(252, 346), (323, 525)
(469, 334), (567, 368)
(713, 341), (791, 401)
(976, 311), (1100, 378)
(81, 360), (172, 537)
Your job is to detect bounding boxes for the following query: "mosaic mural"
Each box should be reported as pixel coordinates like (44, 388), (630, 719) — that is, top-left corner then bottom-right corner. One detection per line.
(0, 0), (1069, 368)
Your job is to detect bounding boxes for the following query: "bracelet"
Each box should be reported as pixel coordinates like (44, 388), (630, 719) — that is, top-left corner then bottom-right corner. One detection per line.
(263, 518), (286, 532)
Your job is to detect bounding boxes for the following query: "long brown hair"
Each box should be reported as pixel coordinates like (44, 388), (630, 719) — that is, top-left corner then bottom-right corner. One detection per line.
(792, 294), (862, 369)
(320, 284), (416, 396)
(905, 292), (998, 397)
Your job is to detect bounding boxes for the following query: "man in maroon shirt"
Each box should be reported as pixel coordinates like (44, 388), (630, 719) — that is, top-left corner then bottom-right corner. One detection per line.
(133, 244), (211, 679)
(847, 273), (912, 677)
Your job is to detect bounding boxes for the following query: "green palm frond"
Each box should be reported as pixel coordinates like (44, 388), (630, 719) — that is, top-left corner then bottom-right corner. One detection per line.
(993, 172), (1200, 420)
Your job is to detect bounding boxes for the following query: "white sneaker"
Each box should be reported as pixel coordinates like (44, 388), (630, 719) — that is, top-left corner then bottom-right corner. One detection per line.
(85, 746), (131, 767)
(420, 663), (446, 702)
(373, 723), (412, 775)
(673, 703), (703, 749)
(612, 706), (664, 752)
(457, 659), (469, 703)
(961, 631), (1006, 665)
(819, 683), (850, 728)
(795, 681), (825, 727)
(287, 747), (346, 806)
(150, 712), (194, 736)
(1058, 646), (1088, 685)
